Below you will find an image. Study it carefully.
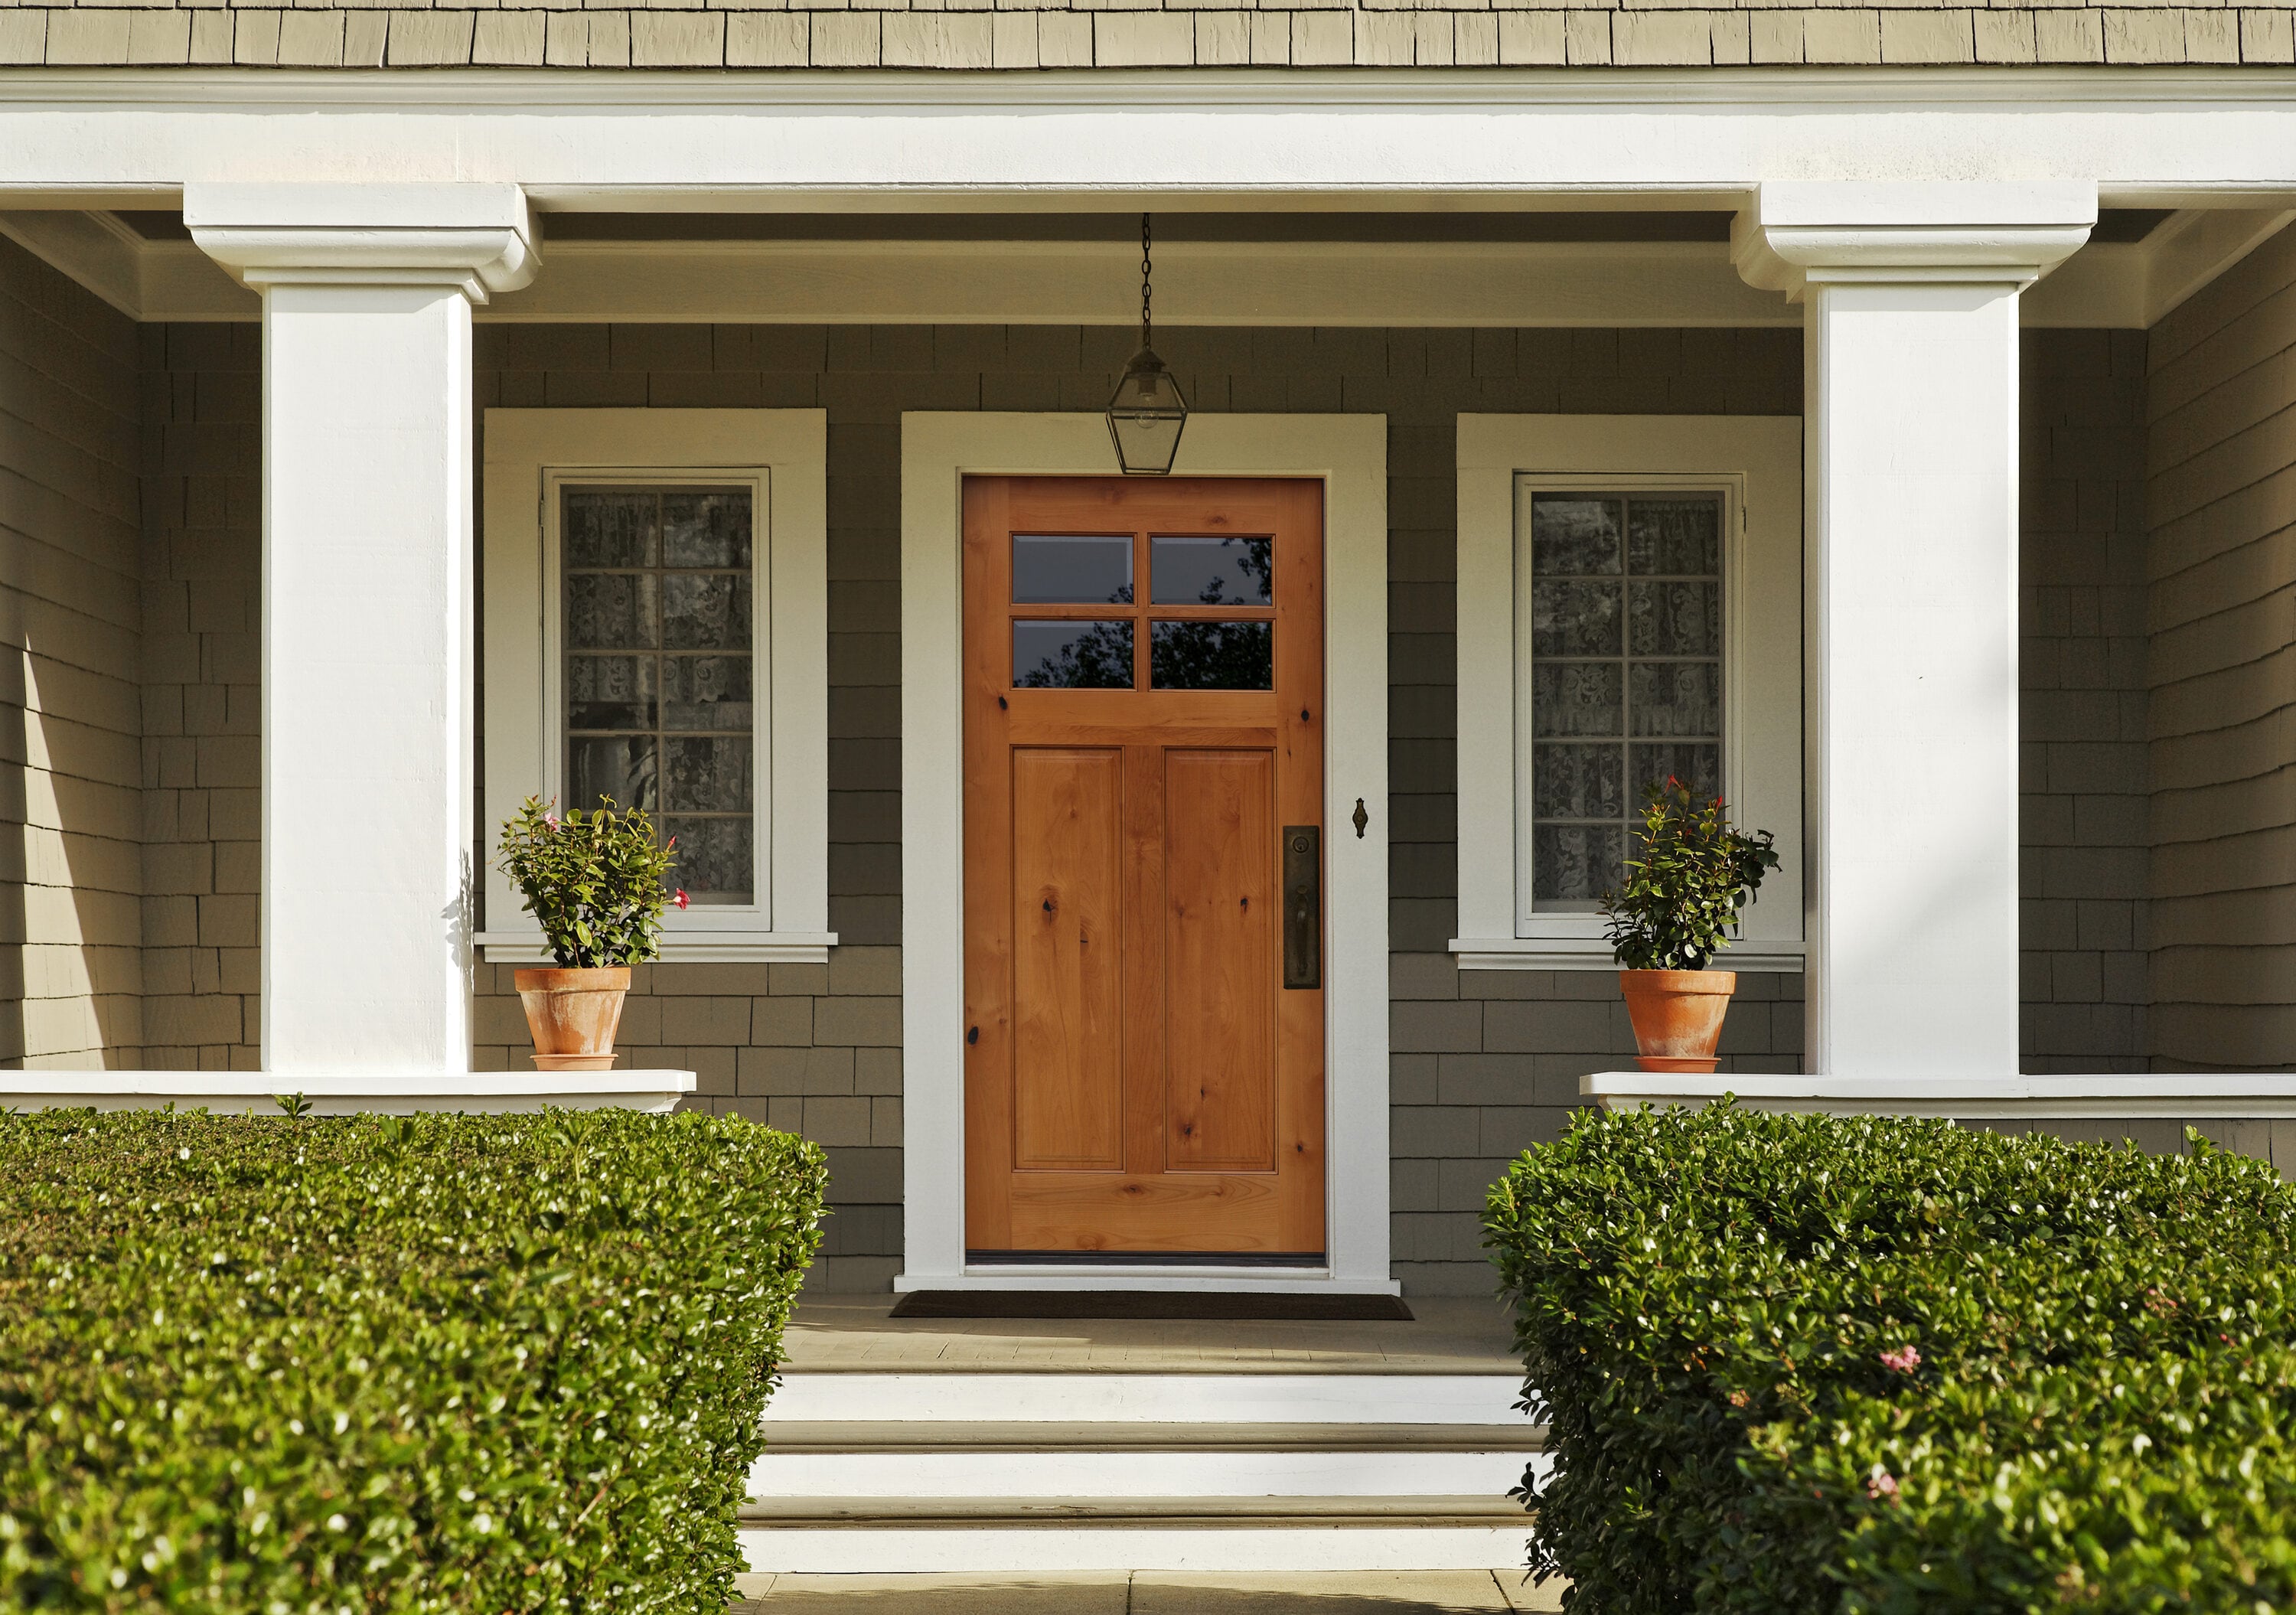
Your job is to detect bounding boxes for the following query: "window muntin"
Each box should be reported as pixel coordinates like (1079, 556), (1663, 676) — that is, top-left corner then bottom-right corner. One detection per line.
(563, 483), (758, 905)
(1523, 490), (1724, 912)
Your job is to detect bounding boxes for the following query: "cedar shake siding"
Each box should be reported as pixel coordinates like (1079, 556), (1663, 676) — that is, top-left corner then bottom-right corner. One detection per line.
(4, 5), (2294, 70)
(0, 233), (143, 1069)
(2145, 225), (2296, 1072)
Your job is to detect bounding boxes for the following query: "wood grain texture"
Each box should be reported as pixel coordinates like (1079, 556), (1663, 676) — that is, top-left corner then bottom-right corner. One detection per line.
(1010, 747), (1126, 1170)
(963, 475), (1327, 1255)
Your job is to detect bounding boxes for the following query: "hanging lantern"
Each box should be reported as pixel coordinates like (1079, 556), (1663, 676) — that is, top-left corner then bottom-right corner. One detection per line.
(1106, 213), (1188, 476)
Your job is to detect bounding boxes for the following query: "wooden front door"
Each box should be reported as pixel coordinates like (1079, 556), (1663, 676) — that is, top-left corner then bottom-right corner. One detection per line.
(962, 476), (1326, 1261)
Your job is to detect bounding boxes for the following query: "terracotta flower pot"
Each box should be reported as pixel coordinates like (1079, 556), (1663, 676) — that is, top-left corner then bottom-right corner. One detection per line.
(1619, 968), (1738, 1074)
(513, 966), (631, 1072)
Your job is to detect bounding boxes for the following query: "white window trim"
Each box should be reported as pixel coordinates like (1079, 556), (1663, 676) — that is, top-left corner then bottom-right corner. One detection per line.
(1453, 414), (1804, 973)
(898, 412), (1394, 1296)
(478, 409), (835, 964)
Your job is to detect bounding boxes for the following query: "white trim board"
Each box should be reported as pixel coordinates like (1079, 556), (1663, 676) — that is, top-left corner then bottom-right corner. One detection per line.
(1452, 414), (1803, 972)
(898, 412), (1392, 1295)
(736, 1525), (1538, 1576)
(479, 409), (834, 963)
(0, 1069), (697, 1115)
(13, 78), (2296, 210)
(1585, 1072), (2296, 1118)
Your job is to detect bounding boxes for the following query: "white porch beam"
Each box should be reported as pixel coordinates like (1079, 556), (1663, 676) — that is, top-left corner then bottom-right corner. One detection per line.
(186, 182), (538, 1075)
(1735, 181), (2093, 1085)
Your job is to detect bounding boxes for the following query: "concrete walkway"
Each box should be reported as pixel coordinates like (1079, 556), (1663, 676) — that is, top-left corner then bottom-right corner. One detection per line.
(730, 1571), (1563, 1612)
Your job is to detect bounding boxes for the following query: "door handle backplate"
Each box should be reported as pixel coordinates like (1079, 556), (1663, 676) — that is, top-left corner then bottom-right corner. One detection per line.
(1282, 825), (1321, 990)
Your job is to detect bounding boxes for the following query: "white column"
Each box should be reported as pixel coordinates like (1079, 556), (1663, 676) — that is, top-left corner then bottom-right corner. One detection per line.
(1734, 183), (2092, 1083)
(187, 184), (538, 1074)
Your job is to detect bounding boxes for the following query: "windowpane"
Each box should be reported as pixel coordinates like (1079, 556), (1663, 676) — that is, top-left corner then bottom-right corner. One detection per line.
(568, 734), (657, 815)
(1531, 742), (1624, 821)
(1151, 535), (1273, 605)
(566, 573), (657, 651)
(563, 491), (657, 568)
(1627, 497), (1720, 576)
(563, 483), (755, 902)
(1013, 535), (1133, 605)
(1531, 579), (1623, 658)
(1525, 488), (1724, 911)
(1530, 663), (1623, 737)
(1150, 620), (1272, 690)
(1531, 823), (1626, 910)
(567, 654), (656, 730)
(1530, 497), (1623, 576)
(1014, 620), (1133, 689)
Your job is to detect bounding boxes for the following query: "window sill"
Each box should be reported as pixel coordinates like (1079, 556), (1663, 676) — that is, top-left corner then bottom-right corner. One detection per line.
(1450, 938), (1805, 973)
(476, 931), (838, 965)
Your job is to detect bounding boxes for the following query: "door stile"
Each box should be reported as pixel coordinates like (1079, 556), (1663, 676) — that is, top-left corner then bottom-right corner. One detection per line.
(960, 476), (1016, 1245)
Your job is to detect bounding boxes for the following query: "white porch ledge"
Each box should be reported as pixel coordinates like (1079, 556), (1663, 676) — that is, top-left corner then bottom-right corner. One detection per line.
(1450, 940), (1804, 973)
(1583, 1072), (2296, 1118)
(1, 1070), (696, 1115)
(475, 931), (837, 965)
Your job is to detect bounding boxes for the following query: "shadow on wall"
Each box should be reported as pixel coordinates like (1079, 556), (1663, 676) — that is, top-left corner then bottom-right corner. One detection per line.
(2, 638), (143, 1069)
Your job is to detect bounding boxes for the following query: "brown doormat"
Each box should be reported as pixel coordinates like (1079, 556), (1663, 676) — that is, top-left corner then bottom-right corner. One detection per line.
(889, 1291), (1414, 1321)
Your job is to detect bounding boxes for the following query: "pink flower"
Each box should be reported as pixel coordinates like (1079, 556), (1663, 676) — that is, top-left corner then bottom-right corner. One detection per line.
(1866, 1467), (1900, 1501)
(673, 889), (690, 910)
(1880, 1344), (1922, 1374)
(543, 811), (560, 831)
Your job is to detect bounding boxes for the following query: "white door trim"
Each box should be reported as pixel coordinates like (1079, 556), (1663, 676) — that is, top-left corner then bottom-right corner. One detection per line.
(897, 412), (1394, 1295)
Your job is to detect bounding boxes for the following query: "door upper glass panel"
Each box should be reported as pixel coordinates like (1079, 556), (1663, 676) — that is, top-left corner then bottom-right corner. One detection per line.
(1013, 534), (1133, 605)
(1150, 535), (1273, 605)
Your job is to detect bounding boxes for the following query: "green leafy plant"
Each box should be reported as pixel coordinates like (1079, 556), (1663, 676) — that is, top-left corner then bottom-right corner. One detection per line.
(1601, 778), (1779, 970)
(1484, 1103), (2296, 1614)
(1, 1107), (826, 1614)
(496, 794), (683, 968)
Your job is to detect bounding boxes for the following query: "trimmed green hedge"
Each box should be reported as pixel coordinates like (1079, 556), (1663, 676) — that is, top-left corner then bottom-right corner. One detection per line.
(1485, 1103), (2296, 1613)
(1, 1108), (826, 1613)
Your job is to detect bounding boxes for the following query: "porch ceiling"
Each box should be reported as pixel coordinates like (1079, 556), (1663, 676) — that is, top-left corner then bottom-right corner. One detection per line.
(0, 201), (2280, 328)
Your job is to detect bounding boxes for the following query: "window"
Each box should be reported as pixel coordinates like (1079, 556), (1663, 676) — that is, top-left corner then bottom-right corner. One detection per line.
(1453, 416), (1802, 971)
(479, 410), (833, 964)
(561, 481), (758, 904)
(1524, 489), (1724, 912)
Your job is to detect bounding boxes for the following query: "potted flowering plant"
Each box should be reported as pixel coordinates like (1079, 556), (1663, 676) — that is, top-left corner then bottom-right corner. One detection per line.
(1601, 778), (1779, 1074)
(496, 795), (685, 1071)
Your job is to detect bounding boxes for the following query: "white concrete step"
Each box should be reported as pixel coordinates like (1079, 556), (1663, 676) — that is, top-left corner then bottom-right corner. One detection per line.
(745, 1372), (1547, 1574)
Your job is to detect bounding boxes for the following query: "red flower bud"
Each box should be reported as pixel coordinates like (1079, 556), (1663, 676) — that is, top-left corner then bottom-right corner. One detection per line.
(673, 889), (690, 910)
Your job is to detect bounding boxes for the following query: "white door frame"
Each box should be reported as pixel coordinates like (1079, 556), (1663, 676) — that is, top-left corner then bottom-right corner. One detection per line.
(897, 413), (1394, 1295)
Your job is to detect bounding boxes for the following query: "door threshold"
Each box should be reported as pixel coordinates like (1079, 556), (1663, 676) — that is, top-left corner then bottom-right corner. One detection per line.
(889, 1290), (1414, 1323)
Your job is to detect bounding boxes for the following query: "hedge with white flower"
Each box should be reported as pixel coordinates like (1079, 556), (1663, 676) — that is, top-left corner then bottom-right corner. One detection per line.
(1, 1106), (824, 1613)
(1485, 1102), (2296, 1613)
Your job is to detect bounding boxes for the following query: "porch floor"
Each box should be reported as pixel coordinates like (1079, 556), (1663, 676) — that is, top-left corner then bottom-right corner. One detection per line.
(781, 1297), (1519, 1375)
(730, 1571), (1561, 1612)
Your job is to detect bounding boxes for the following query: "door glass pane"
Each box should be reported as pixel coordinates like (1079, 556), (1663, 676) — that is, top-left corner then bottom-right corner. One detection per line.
(1524, 489), (1724, 911)
(1013, 535), (1133, 605)
(1150, 535), (1273, 605)
(563, 482), (755, 903)
(1013, 620), (1134, 689)
(1150, 621), (1274, 690)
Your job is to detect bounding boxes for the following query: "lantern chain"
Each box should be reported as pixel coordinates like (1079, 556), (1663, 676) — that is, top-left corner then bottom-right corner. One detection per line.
(1140, 213), (1154, 349)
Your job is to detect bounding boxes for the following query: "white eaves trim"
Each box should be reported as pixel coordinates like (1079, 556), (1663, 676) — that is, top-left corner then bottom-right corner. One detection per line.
(1585, 1072), (2296, 1118)
(480, 408), (835, 966)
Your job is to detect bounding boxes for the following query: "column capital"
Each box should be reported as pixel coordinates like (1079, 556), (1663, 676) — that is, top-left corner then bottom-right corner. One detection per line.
(1732, 181), (2096, 301)
(185, 181), (538, 303)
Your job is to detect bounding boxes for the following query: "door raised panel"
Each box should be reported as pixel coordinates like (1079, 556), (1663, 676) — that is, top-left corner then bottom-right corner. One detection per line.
(1010, 747), (1127, 1172)
(1163, 749), (1277, 1173)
